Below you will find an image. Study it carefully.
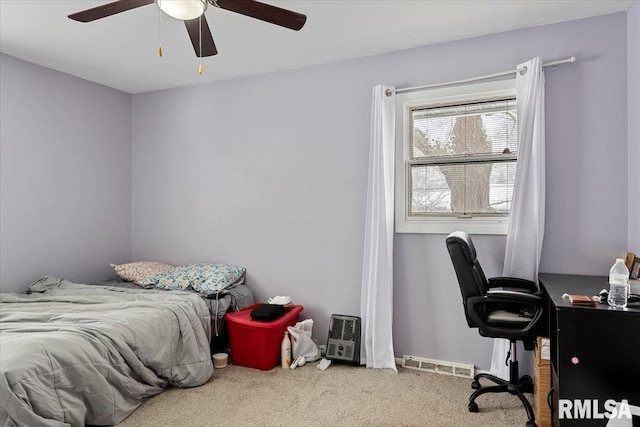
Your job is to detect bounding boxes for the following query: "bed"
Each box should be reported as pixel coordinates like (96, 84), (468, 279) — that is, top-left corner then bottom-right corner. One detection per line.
(97, 276), (255, 349)
(103, 262), (256, 347)
(0, 276), (215, 426)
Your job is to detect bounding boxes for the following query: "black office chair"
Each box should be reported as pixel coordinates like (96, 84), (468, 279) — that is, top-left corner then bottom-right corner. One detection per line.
(445, 231), (547, 427)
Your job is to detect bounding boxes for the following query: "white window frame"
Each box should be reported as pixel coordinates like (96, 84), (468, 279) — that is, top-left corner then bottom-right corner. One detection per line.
(395, 79), (517, 235)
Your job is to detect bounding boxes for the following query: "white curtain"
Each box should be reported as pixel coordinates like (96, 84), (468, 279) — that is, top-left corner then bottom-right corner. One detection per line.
(491, 57), (546, 379)
(360, 85), (397, 372)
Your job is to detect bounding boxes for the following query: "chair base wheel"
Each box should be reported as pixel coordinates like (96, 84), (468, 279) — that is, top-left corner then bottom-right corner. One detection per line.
(520, 375), (534, 392)
(525, 421), (536, 427)
(468, 401), (479, 412)
(471, 380), (481, 390)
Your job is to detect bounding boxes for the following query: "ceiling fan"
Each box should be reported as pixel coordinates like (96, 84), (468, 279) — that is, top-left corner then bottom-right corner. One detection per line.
(68, 0), (307, 58)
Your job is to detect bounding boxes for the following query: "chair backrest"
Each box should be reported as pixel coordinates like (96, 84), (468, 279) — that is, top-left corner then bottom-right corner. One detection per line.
(445, 231), (490, 327)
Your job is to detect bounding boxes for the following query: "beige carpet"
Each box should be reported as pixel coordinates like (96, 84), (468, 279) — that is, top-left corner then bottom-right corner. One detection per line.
(117, 362), (533, 426)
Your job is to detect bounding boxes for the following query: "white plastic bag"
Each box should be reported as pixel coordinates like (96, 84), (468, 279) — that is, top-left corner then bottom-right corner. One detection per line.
(287, 319), (321, 362)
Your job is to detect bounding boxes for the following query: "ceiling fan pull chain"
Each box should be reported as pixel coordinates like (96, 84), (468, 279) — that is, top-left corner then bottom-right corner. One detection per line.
(158, 0), (164, 57)
(198, 15), (204, 74)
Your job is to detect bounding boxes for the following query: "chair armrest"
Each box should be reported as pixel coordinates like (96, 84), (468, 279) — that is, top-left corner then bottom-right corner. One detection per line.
(488, 277), (538, 293)
(485, 290), (544, 304)
(467, 292), (546, 338)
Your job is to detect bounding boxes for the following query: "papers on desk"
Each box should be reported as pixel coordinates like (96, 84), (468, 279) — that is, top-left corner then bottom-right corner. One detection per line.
(539, 337), (550, 360)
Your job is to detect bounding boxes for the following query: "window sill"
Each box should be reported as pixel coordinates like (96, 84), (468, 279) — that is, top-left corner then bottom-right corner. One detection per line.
(395, 216), (509, 235)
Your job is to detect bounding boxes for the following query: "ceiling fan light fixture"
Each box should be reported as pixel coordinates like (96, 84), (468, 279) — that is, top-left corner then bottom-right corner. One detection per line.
(156, 0), (207, 21)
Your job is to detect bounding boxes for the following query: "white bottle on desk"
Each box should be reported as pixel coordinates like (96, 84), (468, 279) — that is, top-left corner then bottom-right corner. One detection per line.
(608, 258), (629, 308)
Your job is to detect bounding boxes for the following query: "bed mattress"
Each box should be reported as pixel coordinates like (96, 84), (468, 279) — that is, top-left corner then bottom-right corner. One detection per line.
(0, 276), (214, 427)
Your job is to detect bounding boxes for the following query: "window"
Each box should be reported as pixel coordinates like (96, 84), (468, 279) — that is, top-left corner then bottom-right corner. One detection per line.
(395, 80), (517, 234)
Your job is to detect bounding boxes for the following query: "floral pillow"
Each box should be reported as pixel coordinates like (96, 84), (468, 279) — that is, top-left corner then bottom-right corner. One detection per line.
(141, 263), (246, 294)
(110, 261), (176, 285)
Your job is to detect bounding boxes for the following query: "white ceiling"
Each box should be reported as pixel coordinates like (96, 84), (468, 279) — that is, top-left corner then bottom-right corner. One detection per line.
(0, 0), (632, 94)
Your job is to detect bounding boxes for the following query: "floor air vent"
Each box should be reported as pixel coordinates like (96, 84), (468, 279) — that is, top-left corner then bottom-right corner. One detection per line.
(401, 355), (474, 378)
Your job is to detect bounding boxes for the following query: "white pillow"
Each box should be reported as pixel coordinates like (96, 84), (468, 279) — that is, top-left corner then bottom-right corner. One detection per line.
(110, 261), (176, 285)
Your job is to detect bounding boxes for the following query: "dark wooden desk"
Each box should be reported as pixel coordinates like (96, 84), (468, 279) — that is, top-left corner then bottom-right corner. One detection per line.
(539, 274), (640, 426)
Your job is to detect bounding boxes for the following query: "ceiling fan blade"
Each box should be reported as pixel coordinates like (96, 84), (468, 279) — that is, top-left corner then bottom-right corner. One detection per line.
(68, 0), (155, 22)
(215, 0), (306, 31)
(184, 16), (218, 57)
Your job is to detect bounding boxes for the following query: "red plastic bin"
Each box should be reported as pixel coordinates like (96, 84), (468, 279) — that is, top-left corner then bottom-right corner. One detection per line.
(226, 303), (303, 370)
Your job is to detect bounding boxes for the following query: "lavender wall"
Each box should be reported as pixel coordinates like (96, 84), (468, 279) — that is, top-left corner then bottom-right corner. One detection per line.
(629, 3), (640, 255)
(0, 53), (132, 292)
(130, 13), (628, 370)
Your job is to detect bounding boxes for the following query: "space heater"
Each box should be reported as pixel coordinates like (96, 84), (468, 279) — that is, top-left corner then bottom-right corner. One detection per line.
(326, 314), (361, 365)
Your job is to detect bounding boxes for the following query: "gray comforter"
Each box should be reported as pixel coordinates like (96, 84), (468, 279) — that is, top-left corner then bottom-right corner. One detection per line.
(96, 278), (255, 337)
(0, 276), (214, 427)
